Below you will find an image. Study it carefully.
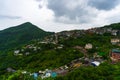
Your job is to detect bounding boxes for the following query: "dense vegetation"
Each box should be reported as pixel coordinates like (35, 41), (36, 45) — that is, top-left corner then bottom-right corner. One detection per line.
(55, 62), (120, 80)
(1, 22), (120, 80)
(0, 22), (54, 51)
(104, 23), (120, 30)
(1, 62), (120, 80)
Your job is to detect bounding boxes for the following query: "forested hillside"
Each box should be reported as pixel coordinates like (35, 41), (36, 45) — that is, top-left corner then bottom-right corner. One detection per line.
(1, 22), (120, 80)
(0, 22), (54, 51)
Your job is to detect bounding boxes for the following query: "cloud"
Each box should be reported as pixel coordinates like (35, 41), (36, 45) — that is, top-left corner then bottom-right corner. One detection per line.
(36, 0), (47, 9)
(0, 0), (55, 31)
(88, 0), (120, 10)
(0, 15), (22, 19)
(0, 0), (120, 32)
(45, 0), (120, 25)
(47, 0), (94, 24)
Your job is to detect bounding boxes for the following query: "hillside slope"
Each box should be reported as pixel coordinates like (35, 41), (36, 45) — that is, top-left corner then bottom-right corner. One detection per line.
(103, 23), (120, 30)
(1, 22), (120, 79)
(0, 22), (54, 50)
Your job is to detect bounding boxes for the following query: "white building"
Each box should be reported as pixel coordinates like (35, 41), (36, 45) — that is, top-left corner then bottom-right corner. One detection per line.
(91, 61), (100, 66)
(14, 50), (20, 55)
(85, 43), (93, 49)
(111, 39), (120, 45)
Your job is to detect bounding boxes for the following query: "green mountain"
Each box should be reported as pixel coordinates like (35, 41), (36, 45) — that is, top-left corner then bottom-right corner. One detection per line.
(104, 22), (120, 30)
(0, 22), (54, 51)
(1, 22), (120, 80)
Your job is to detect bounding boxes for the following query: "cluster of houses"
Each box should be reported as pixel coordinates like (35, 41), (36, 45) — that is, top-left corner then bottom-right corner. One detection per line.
(11, 42), (105, 79)
(32, 69), (58, 79)
(39, 27), (120, 47)
(12, 45), (120, 79)
(14, 44), (41, 56)
(38, 30), (85, 45)
(56, 30), (85, 38)
(14, 43), (64, 56)
(86, 27), (120, 36)
(111, 38), (120, 46)
(110, 38), (120, 62)
(110, 49), (120, 62)
(11, 27), (120, 79)
(7, 56), (102, 79)
(13, 44), (120, 79)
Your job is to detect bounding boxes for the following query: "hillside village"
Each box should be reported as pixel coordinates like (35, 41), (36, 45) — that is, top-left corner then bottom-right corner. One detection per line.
(11, 26), (120, 79)
(1, 0), (120, 79)
(1, 22), (120, 80)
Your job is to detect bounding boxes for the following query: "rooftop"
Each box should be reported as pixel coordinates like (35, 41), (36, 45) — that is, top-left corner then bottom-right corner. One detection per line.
(112, 49), (120, 53)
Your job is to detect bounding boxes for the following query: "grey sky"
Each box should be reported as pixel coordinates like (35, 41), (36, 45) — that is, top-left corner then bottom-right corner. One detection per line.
(0, 15), (21, 19)
(0, 0), (120, 32)
(88, 0), (120, 10)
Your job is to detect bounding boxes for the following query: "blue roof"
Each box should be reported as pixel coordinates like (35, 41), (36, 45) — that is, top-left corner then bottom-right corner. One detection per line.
(33, 73), (38, 80)
(51, 72), (57, 78)
(112, 49), (120, 53)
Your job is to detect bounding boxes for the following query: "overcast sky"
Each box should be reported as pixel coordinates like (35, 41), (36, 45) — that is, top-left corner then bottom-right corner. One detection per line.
(0, 0), (120, 32)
